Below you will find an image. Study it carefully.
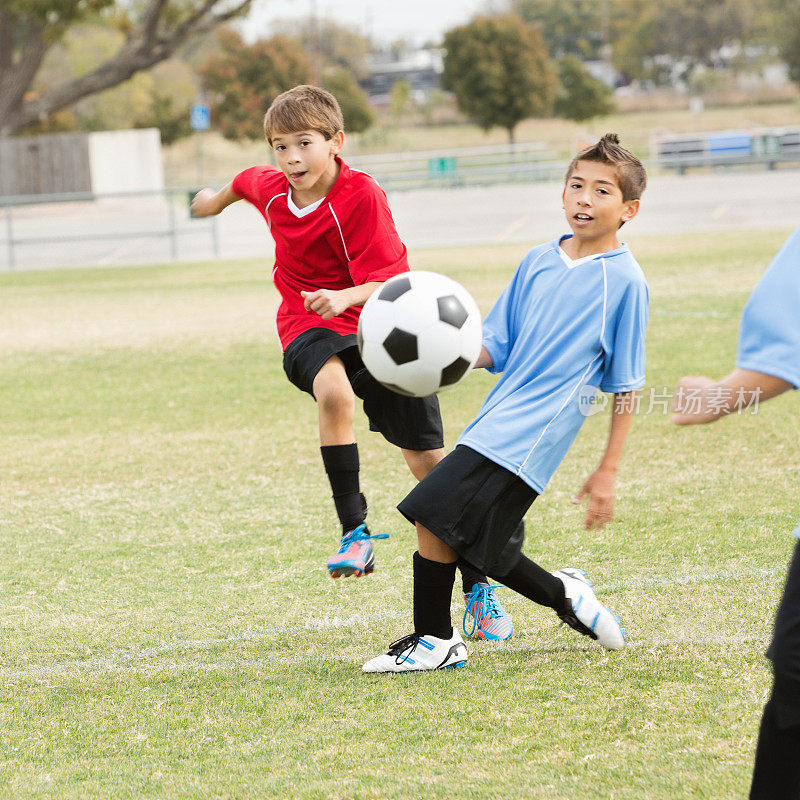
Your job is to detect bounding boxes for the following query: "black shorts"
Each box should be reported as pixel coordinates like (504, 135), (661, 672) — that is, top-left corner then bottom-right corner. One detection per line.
(767, 541), (800, 687)
(398, 444), (538, 575)
(282, 327), (444, 451)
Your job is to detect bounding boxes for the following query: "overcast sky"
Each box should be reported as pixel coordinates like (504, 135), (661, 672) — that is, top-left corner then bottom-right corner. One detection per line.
(243, 0), (503, 46)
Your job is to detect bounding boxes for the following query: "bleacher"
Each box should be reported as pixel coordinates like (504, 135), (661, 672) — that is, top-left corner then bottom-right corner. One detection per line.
(653, 127), (800, 173)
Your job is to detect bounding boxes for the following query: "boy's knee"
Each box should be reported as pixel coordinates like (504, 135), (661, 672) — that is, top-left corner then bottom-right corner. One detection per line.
(314, 375), (355, 417)
(402, 448), (445, 480)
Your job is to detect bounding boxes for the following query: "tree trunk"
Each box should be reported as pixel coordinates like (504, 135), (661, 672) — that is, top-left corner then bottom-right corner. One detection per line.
(0, 14), (51, 135)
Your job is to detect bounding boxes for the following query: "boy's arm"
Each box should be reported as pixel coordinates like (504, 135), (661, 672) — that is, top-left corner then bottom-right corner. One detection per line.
(190, 183), (240, 217)
(574, 391), (637, 530)
(672, 368), (792, 425)
(473, 347), (494, 369)
(301, 282), (382, 320)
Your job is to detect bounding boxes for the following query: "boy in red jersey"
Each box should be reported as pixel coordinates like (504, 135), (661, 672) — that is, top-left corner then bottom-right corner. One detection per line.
(191, 86), (507, 632)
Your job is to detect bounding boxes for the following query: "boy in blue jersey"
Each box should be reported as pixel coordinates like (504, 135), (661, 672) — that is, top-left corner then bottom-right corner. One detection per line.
(364, 134), (649, 673)
(671, 225), (800, 799)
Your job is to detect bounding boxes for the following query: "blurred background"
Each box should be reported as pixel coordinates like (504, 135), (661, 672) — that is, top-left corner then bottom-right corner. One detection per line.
(2, 0), (799, 269)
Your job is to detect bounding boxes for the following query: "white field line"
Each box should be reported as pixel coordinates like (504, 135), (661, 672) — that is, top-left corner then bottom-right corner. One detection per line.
(1, 564), (785, 681)
(594, 564), (785, 594)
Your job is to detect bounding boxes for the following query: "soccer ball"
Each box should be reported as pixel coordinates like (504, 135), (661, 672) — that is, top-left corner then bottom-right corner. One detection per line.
(357, 271), (482, 397)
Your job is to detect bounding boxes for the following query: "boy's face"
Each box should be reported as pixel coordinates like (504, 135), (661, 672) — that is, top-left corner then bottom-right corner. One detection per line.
(562, 160), (639, 244)
(271, 129), (344, 201)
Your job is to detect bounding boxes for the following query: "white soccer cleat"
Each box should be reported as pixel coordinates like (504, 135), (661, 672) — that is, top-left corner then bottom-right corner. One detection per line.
(363, 629), (469, 673)
(553, 568), (627, 650)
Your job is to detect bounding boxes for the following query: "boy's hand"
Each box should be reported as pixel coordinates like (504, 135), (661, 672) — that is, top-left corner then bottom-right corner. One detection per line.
(573, 468), (616, 530)
(190, 188), (218, 218)
(301, 289), (351, 319)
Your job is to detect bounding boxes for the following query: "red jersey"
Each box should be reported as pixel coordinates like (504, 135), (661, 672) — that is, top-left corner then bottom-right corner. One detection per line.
(231, 157), (409, 349)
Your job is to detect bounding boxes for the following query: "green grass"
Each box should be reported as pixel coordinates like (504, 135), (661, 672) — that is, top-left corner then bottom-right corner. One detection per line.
(1, 229), (798, 798)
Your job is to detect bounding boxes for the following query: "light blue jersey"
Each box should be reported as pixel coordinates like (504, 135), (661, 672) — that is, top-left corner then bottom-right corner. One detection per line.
(458, 236), (649, 493)
(735, 224), (800, 537)
(737, 224), (800, 390)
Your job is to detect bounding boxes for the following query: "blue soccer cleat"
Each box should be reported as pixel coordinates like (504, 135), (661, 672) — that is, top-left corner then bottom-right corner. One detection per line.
(462, 582), (514, 641)
(327, 524), (389, 578)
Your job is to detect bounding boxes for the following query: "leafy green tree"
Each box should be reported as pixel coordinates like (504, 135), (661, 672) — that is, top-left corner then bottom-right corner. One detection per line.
(614, 0), (758, 84)
(553, 55), (614, 121)
(200, 30), (312, 141)
(762, 0), (800, 85)
(512, 0), (649, 62)
(133, 89), (192, 146)
(0, 0), (252, 135)
(322, 68), (373, 134)
(511, 0), (604, 58)
(442, 15), (557, 143)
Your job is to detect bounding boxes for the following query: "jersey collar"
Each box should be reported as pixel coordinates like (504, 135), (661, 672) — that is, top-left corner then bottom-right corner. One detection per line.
(554, 235), (629, 264)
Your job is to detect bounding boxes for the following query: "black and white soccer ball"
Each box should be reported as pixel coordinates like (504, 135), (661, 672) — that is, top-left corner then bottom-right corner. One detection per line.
(357, 271), (482, 397)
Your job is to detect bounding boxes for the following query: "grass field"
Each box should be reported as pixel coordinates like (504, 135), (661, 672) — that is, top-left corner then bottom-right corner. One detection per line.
(1, 229), (799, 799)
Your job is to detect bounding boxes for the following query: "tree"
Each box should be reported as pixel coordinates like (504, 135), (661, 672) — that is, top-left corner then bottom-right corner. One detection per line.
(200, 30), (312, 141)
(442, 15), (557, 144)
(511, 0), (604, 59)
(322, 69), (373, 134)
(614, 0), (758, 84)
(0, 0), (252, 135)
(553, 55), (614, 122)
(763, 0), (800, 85)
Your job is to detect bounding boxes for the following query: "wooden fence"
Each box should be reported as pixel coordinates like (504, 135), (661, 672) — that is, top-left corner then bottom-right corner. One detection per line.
(0, 133), (91, 197)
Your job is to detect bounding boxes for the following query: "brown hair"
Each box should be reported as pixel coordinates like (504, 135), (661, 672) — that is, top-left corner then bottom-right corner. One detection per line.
(263, 85), (344, 144)
(565, 133), (647, 202)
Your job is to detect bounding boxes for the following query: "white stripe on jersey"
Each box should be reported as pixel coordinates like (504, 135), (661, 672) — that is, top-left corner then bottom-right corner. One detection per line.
(264, 192), (287, 230)
(328, 205), (350, 262)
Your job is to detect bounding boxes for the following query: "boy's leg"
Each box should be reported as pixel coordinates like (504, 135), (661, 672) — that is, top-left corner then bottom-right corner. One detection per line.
(491, 555), (627, 650)
(401, 447), (504, 610)
(493, 554), (566, 609)
(363, 524), (467, 673)
(314, 357), (385, 578)
(749, 674), (800, 799)
(402, 446), (516, 640)
(314, 357), (363, 532)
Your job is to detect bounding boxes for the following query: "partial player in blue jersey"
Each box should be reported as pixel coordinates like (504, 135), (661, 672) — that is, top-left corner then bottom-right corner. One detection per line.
(671, 225), (800, 800)
(364, 134), (650, 673)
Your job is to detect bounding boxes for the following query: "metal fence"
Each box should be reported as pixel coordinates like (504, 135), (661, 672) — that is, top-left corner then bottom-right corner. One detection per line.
(5, 137), (800, 271)
(0, 143), (568, 271)
(0, 189), (226, 271)
(348, 141), (565, 189)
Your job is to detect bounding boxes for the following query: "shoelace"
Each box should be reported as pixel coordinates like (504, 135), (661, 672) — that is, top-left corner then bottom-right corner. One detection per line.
(334, 523), (390, 554)
(462, 584), (504, 637)
(387, 632), (421, 665)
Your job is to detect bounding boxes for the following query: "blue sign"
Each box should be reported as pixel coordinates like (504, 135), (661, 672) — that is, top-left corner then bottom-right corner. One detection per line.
(190, 103), (210, 131)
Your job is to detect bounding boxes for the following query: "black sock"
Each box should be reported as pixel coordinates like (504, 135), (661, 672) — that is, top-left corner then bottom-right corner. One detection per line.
(413, 551), (456, 639)
(492, 554), (566, 611)
(458, 558), (489, 594)
(320, 444), (366, 533)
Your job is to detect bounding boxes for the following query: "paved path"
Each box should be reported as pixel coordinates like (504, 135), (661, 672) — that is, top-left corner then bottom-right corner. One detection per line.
(2, 167), (799, 271)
